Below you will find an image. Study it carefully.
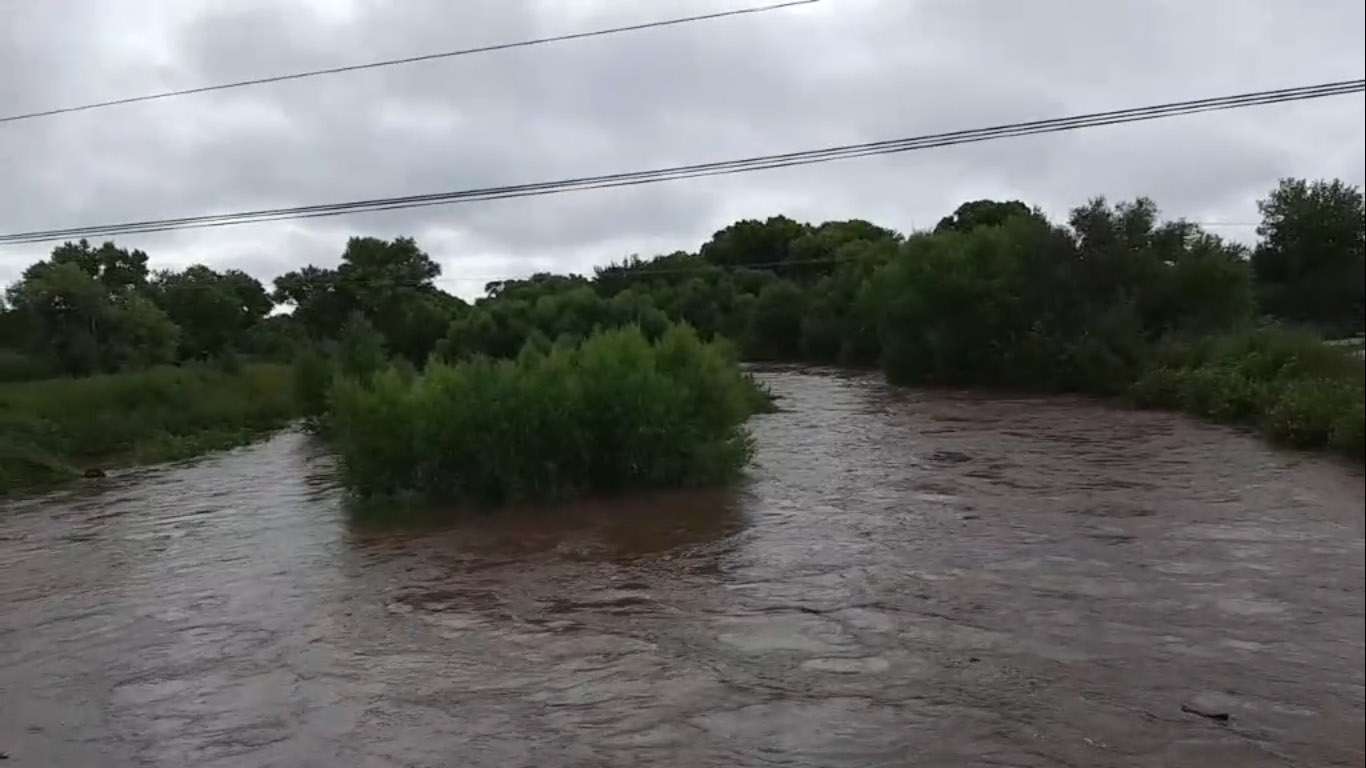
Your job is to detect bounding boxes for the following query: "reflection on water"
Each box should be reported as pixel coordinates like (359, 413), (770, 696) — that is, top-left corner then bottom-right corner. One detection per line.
(1, 366), (1362, 767)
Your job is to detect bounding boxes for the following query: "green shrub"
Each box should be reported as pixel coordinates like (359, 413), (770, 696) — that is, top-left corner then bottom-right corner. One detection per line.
(292, 347), (334, 419)
(1329, 399), (1365, 456)
(1263, 378), (1361, 448)
(329, 324), (759, 505)
(1130, 366), (1187, 409)
(1177, 366), (1265, 422)
(0, 349), (51, 382)
(1131, 328), (1363, 456)
(335, 312), (388, 380)
(0, 435), (75, 491)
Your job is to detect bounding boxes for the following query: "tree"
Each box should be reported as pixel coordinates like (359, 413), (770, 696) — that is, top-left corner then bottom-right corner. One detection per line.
(1167, 234), (1254, 335)
(337, 236), (440, 294)
(335, 312), (388, 380)
(1069, 198), (1254, 338)
(1252, 178), (1365, 332)
(785, 219), (901, 281)
(748, 280), (806, 359)
(934, 200), (1036, 234)
(274, 237), (459, 363)
(5, 261), (110, 374)
(5, 248), (179, 375)
(108, 293), (179, 369)
(47, 239), (150, 294)
(151, 265), (272, 359)
(273, 265), (349, 338)
(700, 216), (809, 268)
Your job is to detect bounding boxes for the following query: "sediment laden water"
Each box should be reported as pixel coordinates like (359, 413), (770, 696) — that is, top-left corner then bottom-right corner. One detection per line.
(1, 368), (1362, 766)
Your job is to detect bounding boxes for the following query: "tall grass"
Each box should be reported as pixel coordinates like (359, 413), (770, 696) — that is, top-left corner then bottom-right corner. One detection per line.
(1130, 327), (1364, 456)
(329, 325), (760, 504)
(1, 363), (297, 494)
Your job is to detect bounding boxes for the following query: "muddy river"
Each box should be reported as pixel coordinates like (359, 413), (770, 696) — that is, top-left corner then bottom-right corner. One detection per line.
(1, 368), (1362, 766)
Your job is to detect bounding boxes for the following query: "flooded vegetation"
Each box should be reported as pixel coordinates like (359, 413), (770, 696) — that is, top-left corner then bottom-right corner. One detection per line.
(1132, 327), (1365, 452)
(0, 363), (296, 494)
(330, 326), (762, 503)
(2, 368), (1362, 766)
(5, 181), (1364, 497)
(1, 185), (1361, 763)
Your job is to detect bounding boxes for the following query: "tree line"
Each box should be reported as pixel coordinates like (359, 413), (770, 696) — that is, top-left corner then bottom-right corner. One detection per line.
(1, 177), (1362, 496)
(2, 177), (1361, 386)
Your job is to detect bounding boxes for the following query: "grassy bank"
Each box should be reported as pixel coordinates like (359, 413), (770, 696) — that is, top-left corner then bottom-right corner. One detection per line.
(330, 325), (762, 505)
(1130, 328), (1364, 457)
(1, 363), (298, 495)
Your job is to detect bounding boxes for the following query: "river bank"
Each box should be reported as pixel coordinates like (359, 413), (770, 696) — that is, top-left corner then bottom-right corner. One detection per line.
(2, 325), (1361, 501)
(0, 363), (297, 496)
(1, 367), (1361, 766)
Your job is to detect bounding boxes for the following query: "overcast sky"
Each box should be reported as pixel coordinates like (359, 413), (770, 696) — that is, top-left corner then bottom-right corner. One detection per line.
(2, 0), (1363, 298)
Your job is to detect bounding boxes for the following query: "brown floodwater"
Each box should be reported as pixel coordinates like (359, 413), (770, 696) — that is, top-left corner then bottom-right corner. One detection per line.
(1, 367), (1362, 767)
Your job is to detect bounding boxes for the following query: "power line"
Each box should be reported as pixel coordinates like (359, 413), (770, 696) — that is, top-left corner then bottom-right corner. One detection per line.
(0, 0), (819, 125)
(1, 78), (1361, 245)
(3, 80), (1357, 242)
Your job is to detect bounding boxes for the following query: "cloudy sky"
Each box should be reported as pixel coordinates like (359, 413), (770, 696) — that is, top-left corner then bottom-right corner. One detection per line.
(2, 0), (1363, 298)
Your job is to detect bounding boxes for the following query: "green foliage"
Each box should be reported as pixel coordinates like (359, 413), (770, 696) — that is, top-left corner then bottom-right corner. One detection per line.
(0, 349), (51, 382)
(934, 199), (1037, 233)
(240, 315), (306, 361)
(149, 265), (271, 359)
(0, 436), (77, 492)
(1328, 398), (1365, 456)
(330, 325), (759, 505)
(0, 364), (298, 495)
(4, 179), (1361, 487)
(872, 199), (1254, 392)
(700, 216), (808, 268)
(335, 312), (388, 380)
(1262, 378), (1360, 449)
(749, 281), (806, 359)
(110, 293), (180, 370)
(6, 260), (112, 374)
(1130, 328), (1364, 456)
(273, 237), (463, 364)
(874, 217), (1077, 386)
(292, 346), (335, 420)
(3, 240), (181, 375)
(45, 239), (150, 293)
(1252, 178), (1365, 334)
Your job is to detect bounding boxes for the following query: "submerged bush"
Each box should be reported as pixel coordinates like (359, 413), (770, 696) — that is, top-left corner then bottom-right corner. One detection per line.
(329, 324), (760, 504)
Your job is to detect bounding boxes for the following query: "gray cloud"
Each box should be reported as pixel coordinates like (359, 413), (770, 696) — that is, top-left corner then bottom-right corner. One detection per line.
(3, 0), (1363, 297)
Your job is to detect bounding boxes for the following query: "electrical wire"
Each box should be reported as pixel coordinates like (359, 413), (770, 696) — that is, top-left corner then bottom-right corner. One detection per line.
(5, 80), (1359, 240)
(2, 78), (1361, 245)
(0, 0), (819, 124)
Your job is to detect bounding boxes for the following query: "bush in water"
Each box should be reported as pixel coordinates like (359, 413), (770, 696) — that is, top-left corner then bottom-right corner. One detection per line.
(329, 324), (760, 504)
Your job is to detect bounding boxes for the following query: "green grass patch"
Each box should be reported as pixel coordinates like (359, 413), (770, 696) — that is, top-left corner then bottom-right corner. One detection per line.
(0, 363), (298, 495)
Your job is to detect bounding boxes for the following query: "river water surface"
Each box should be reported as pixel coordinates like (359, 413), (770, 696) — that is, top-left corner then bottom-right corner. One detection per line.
(2, 368), (1363, 767)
